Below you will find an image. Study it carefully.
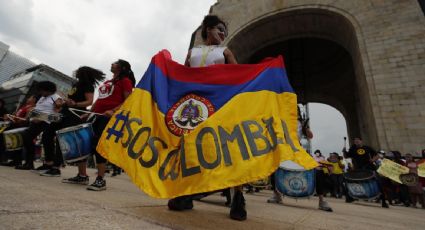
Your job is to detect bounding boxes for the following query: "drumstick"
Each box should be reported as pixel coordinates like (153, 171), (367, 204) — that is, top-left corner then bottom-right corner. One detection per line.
(7, 114), (26, 121)
(68, 108), (103, 116)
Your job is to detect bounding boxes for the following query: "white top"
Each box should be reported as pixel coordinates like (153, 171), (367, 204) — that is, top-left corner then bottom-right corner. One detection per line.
(189, 45), (226, 67)
(35, 93), (61, 114)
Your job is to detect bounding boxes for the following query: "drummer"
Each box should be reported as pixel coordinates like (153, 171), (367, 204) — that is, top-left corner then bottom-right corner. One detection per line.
(343, 137), (390, 208)
(65, 59), (135, 190)
(1, 95), (37, 167)
(267, 107), (333, 212)
(37, 67), (105, 177)
(16, 81), (62, 170)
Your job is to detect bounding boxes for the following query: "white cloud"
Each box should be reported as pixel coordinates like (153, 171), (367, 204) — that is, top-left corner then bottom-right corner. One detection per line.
(309, 103), (348, 156)
(0, 0), (216, 81)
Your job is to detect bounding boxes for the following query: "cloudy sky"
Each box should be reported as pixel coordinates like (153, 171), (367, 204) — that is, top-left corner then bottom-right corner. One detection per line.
(0, 0), (347, 155)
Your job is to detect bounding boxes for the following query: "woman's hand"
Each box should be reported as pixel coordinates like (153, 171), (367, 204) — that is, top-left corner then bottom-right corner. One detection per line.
(103, 110), (115, 117)
(66, 99), (76, 107)
(80, 113), (89, 121)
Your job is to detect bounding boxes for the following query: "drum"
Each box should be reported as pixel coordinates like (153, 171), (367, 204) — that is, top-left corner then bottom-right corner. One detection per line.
(30, 110), (62, 123)
(399, 173), (418, 186)
(3, 127), (28, 151)
(56, 123), (93, 163)
(248, 177), (271, 189)
(0, 121), (11, 133)
(344, 170), (380, 200)
(275, 161), (315, 198)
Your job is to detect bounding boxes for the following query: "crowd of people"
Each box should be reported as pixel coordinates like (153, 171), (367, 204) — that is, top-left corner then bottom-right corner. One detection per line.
(0, 59), (135, 192)
(0, 14), (424, 224)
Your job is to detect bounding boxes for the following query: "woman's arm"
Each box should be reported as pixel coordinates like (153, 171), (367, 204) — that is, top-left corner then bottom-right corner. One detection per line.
(184, 50), (192, 67)
(68, 92), (94, 108)
(224, 48), (237, 64)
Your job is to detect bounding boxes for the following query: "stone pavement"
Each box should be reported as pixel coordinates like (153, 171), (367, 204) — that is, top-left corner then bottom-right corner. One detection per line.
(0, 164), (423, 230)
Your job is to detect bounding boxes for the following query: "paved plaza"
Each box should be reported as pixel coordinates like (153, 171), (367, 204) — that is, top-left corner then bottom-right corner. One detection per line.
(0, 165), (423, 230)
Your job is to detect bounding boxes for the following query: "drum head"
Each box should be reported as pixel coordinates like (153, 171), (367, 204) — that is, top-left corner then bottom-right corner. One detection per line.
(0, 121), (11, 126)
(57, 123), (91, 134)
(279, 160), (305, 171)
(3, 127), (28, 134)
(344, 170), (375, 181)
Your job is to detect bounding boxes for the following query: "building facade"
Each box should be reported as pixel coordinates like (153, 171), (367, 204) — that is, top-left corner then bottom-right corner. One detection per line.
(191, 0), (425, 154)
(0, 41), (75, 112)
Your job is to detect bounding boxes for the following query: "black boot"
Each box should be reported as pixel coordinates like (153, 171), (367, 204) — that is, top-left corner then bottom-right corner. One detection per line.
(230, 190), (247, 221)
(168, 196), (193, 211)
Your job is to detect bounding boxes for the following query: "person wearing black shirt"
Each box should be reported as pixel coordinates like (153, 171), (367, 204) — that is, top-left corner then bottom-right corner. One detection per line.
(343, 137), (389, 208)
(37, 66), (105, 177)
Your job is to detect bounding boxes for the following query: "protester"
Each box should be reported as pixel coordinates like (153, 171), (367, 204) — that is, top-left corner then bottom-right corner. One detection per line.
(405, 153), (424, 208)
(16, 81), (62, 170)
(328, 152), (344, 198)
(37, 66), (105, 177)
(343, 137), (389, 208)
(1, 95), (37, 166)
(69, 60), (135, 191)
(267, 108), (333, 212)
(167, 15), (244, 221)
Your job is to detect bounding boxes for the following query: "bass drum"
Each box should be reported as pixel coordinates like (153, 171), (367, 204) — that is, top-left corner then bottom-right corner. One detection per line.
(344, 170), (380, 200)
(275, 161), (315, 198)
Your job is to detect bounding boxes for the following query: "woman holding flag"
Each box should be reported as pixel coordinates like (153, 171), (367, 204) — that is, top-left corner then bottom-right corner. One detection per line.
(167, 15), (246, 221)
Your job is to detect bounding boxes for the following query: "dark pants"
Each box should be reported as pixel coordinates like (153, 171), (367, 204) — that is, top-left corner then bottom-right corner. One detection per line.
(270, 172), (276, 190)
(330, 174), (344, 197)
(92, 115), (110, 164)
(315, 169), (327, 195)
(23, 121), (49, 166)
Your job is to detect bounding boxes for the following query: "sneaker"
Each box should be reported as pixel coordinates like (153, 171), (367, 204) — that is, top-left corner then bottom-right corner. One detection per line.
(62, 174), (89, 185)
(34, 164), (52, 171)
(168, 196), (194, 211)
(32, 164), (52, 174)
(2, 161), (20, 167)
(318, 201), (333, 212)
(267, 190), (283, 204)
(230, 190), (247, 221)
(40, 168), (61, 177)
(87, 176), (106, 191)
(382, 201), (389, 208)
(15, 164), (34, 170)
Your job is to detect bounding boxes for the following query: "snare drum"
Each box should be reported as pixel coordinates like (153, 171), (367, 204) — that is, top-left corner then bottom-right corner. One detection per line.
(0, 121), (11, 133)
(399, 173), (418, 186)
(275, 161), (315, 198)
(344, 170), (380, 200)
(30, 110), (62, 123)
(56, 123), (93, 163)
(3, 127), (28, 151)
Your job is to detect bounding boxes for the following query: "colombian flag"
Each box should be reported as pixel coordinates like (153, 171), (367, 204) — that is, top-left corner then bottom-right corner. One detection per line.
(97, 50), (317, 198)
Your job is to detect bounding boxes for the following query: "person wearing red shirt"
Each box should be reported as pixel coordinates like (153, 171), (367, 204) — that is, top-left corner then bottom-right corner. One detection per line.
(1, 95), (37, 167)
(64, 59), (135, 191)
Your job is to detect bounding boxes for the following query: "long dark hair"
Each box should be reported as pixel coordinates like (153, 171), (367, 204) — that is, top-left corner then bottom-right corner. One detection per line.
(36, 81), (57, 93)
(74, 66), (105, 87)
(114, 59), (135, 87)
(201, 15), (227, 40)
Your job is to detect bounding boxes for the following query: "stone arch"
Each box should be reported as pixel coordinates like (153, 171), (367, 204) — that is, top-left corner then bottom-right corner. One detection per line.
(224, 6), (381, 147)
